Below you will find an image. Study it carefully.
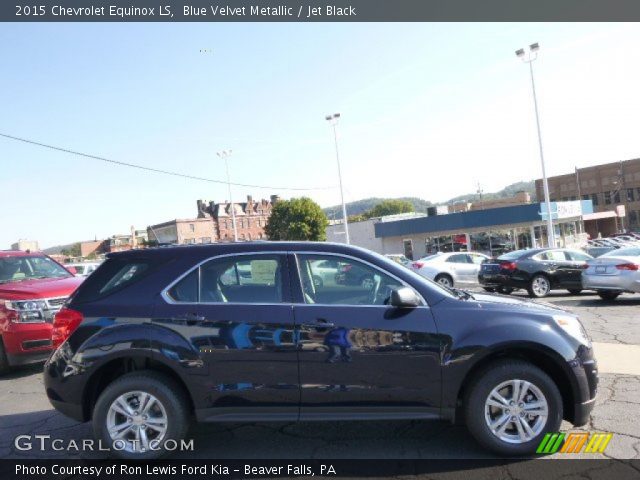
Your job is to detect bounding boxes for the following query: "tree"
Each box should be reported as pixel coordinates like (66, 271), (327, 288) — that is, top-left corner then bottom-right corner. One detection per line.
(364, 199), (414, 219)
(60, 243), (81, 257)
(265, 197), (329, 241)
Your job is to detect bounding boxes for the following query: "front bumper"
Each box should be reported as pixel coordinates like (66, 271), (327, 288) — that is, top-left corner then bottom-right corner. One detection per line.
(3, 321), (54, 366)
(568, 345), (598, 426)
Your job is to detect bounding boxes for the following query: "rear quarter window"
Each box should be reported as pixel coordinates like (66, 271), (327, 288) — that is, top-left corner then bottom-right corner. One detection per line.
(71, 256), (166, 304)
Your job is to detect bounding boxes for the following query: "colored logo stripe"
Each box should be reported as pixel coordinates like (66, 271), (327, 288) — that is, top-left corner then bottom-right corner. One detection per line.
(536, 433), (565, 453)
(585, 433), (613, 453)
(560, 433), (589, 453)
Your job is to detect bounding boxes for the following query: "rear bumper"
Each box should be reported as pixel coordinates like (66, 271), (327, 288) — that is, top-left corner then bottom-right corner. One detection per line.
(582, 273), (640, 293)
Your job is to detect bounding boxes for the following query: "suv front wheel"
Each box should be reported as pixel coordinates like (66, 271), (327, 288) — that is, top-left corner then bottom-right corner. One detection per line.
(93, 371), (190, 459)
(464, 360), (562, 456)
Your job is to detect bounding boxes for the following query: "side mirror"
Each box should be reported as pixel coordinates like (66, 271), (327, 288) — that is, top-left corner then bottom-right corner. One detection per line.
(66, 266), (77, 275)
(390, 287), (421, 308)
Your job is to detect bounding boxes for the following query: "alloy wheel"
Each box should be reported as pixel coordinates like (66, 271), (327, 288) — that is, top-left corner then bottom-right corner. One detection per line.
(106, 391), (168, 453)
(484, 379), (548, 444)
(437, 276), (453, 288)
(531, 276), (550, 297)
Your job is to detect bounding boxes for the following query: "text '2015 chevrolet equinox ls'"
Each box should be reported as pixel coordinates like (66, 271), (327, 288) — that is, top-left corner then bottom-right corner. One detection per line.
(44, 242), (598, 459)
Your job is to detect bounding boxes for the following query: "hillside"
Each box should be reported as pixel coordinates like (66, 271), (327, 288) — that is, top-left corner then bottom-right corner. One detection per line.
(323, 180), (536, 219)
(323, 197), (433, 220)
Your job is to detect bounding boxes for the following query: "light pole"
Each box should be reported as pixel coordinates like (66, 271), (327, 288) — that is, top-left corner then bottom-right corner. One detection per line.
(516, 43), (556, 248)
(325, 113), (350, 244)
(217, 150), (238, 242)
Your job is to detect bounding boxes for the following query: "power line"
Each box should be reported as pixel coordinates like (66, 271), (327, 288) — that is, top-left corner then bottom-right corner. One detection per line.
(0, 132), (335, 191)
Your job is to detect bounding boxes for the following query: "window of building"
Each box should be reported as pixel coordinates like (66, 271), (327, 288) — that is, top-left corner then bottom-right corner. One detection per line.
(627, 188), (636, 202)
(629, 211), (638, 226)
(189, 224), (195, 232)
(604, 192), (612, 205)
(591, 193), (600, 206)
(185, 238), (195, 244)
(247, 218), (251, 227)
(614, 190), (621, 203)
(201, 237), (211, 244)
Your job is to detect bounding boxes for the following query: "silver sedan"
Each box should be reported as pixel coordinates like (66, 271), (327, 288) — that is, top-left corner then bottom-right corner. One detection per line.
(410, 251), (491, 288)
(582, 246), (640, 301)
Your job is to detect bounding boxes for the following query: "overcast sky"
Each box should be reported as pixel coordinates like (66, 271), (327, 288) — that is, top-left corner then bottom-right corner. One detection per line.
(2, 22), (640, 248)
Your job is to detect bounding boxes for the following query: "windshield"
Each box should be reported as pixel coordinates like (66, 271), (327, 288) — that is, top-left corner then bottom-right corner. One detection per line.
(0, 256), (72, 284)
(603, 247), (640, 257)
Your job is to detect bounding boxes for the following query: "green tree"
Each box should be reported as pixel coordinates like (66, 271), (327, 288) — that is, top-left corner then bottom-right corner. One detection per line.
(265, 197), (329, 241)
(364, 199), (414, 219)
(60, 243), (81, 257)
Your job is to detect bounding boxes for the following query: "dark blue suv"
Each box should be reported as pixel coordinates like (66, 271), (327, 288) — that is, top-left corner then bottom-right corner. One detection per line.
(44, 242), (597, 459)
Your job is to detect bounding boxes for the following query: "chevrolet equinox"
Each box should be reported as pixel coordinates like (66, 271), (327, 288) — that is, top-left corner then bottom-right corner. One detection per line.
(44, 242), (597, 459)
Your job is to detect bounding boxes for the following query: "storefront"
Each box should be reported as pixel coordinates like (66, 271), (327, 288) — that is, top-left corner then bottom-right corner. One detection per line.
(373, 200), (594, 260)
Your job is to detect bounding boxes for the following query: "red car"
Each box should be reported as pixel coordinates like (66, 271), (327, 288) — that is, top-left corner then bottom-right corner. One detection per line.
(0, 250), (83, 373)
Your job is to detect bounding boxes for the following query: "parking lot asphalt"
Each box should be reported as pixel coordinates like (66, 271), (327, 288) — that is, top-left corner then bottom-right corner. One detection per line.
(1, 290), (639, 460)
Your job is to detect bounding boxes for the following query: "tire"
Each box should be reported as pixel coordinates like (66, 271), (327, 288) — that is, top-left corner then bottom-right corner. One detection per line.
(312, 275), (323, 288)
(435, 274), (454, 288)
(464, 359), (563, 457)
(483, 287), (496, 293)
(93, 371), (190, 460)
(598, 290), (621, 302)
(527, 274), (551, 298)
(567, 289), (582, 295)
(0, 339), (9, 375)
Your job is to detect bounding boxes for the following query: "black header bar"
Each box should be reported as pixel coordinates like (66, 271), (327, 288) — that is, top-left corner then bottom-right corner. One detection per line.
(4, 0), (640, 22)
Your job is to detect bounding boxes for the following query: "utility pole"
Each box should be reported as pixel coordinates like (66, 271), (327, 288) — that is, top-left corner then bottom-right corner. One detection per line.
(516, 43), (556, 247)
(325, 113), (350, 244)
(217, 150), (238, 242)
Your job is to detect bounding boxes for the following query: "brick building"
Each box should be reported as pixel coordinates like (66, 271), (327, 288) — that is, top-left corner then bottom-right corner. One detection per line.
(197, 195), (278, 241)
(535, 158), (640, 235)
(148, 195), (278, 245)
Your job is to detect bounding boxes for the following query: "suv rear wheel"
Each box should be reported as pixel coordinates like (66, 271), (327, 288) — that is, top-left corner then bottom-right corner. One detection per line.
(464, 360), (562, 456)
(93, 371), (190, 459)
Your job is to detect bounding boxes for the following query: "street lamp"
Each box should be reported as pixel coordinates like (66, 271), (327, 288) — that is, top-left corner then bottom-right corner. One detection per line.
(325, 113), (350, 244)
(217, 150), (238, 242)
(516, 43), (556, 248)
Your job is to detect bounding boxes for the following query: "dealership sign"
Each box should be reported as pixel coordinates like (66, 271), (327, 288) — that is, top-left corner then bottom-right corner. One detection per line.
(539, 201), (583, 220)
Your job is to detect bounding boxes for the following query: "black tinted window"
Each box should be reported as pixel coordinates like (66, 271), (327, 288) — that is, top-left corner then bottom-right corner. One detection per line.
(200, 255), (284, 304)
(167, 270), (198, 302)
(72, 257), (165, 304)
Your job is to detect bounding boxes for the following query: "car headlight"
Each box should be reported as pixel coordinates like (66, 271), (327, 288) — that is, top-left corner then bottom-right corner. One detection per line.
(5, 300), (47, 322)
(553, 314), (591, 347)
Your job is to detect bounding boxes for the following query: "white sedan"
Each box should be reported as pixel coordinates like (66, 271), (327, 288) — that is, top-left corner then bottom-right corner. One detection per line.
(410, 252), (491, 288)
(582, 246), (640, 301)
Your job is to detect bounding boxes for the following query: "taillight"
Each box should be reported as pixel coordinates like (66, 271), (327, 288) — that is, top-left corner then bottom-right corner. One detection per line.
(579, 263), (590, 269)
(500, 261), (517, 271)
(412, 262), (424, 269)
(52, 307), (83, 348)
(616, 263), (639, 271)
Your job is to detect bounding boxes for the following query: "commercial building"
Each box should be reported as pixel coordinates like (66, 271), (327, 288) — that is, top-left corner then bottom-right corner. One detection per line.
(330, 200), (593, 260)
(535, 158), (640, 236)
(10, 239), (39, 252)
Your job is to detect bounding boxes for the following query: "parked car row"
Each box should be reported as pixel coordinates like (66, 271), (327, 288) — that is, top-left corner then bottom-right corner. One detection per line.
(584, 232), (640, 257)
(406, 245), (639, 301)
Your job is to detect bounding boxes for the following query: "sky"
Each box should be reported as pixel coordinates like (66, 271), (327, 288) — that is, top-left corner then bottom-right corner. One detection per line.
(2, 22), (640, 248)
